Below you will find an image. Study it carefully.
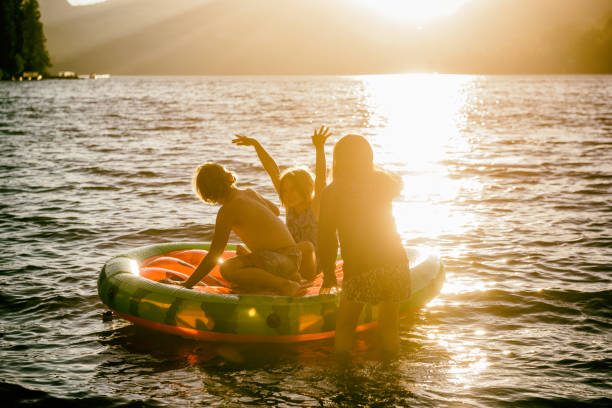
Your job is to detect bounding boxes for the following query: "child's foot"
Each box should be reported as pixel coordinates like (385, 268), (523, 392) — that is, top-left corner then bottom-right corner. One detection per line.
(235, 245), (249, 256)
(279, 280), (300, 296)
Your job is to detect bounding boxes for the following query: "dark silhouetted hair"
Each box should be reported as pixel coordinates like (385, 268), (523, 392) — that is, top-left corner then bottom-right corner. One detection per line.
(332, 134), (374, 182)
(332, 134), (402, 197)
(193, 163), (236, 204)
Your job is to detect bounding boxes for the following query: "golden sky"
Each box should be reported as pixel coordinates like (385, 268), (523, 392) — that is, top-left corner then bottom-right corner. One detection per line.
(45, 0), (612, 75)
(67, 0), (472, 21)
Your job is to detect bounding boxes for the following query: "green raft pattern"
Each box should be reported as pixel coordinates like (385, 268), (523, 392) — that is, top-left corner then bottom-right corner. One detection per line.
(98, 242), (444, 342)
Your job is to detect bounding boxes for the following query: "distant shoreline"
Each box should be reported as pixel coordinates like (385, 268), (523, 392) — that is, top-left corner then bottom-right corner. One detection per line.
(3, 72), (611, 82)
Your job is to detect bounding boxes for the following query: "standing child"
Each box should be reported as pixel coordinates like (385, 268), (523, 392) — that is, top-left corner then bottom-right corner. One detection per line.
(318, 134), (410, 359)
(231, 126), (332, 281)
(182, 163), (301, 296)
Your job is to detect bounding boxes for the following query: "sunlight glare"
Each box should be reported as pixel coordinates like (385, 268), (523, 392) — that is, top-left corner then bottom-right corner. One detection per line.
(352, 0), (470, 22)
(129, 259), (139, 276)
(426, 329), (491, 388)
(68, 0), (107, 5)
(357, 74), (478, 239)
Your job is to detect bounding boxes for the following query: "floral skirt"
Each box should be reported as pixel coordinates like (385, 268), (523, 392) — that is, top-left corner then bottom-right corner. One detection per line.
(342, 262), (411, 304)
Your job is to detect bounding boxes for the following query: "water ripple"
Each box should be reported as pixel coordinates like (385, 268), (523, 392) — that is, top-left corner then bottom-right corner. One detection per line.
(0, 75), (610, 406)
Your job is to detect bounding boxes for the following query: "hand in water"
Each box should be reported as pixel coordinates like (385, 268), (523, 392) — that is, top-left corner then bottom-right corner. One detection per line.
(232, 134), (258, 146)
(311, 126), (332, 149)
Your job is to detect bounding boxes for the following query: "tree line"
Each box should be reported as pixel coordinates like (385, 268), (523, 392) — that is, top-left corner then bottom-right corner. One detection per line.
(0, 0), (50, 79)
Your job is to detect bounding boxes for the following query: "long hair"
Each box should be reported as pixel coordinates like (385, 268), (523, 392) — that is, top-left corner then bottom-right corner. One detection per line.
(332, 134), (402, 197)
(192, 162), (236, 204)
(332, 134), (374, 183)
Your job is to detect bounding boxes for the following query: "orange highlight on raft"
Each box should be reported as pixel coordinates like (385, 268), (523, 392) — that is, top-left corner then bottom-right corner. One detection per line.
(139, 248), (344, 296)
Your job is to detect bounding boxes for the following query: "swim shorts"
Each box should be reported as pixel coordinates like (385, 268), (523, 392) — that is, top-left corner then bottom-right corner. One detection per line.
(342, 262), (410, 304)
(254, 246), (302, 280)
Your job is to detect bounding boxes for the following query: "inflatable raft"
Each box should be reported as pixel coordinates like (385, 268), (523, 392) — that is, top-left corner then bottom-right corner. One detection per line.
(98, 242), (444, 343)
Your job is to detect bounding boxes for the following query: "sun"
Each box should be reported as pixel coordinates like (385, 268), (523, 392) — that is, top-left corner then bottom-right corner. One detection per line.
(352, 0), (470, 22)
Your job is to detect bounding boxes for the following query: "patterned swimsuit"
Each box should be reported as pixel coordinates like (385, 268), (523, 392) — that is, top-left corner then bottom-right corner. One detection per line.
(342, 261), (410, 304)
(286, 207), (318, 249)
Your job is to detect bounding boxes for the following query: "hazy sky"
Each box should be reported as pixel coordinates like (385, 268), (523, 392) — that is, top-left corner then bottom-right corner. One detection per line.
(68, 0), (106, 5)
(60, 0), (494, 29)
(44, 0), (612, 75)
(67, 0), (473, 22)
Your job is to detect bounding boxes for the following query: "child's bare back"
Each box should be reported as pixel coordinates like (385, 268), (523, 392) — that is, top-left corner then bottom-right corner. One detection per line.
(225, 188), (295, 253)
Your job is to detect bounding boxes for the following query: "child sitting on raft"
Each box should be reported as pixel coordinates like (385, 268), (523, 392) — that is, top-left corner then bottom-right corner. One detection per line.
(232, 126), (332, 281)
(318, 135), (410, 359)
(182, 163), (302, 296)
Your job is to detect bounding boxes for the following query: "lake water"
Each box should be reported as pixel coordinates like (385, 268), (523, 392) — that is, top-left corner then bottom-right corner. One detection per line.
(1, 75), (610, 407)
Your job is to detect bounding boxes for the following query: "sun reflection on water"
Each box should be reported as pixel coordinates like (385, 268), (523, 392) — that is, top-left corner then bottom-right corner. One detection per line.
(355, 74), (481, 239)
(356, 73), (492, 387)
(425, 328), (491, 389)
(359, 74), (471, 164)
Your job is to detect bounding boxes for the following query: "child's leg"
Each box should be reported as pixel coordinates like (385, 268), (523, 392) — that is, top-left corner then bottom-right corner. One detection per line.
(296, 241), (317, 281)
(334, 294), (364, 356)
(378, 301), (400, 357)
(220, 254), (300, 296)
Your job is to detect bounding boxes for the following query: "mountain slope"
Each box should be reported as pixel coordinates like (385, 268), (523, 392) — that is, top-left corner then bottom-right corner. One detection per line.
(41, 0), (612, 74)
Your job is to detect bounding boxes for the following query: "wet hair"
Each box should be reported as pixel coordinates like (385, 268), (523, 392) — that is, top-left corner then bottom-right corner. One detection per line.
(332, 134), (402, 197)
(192, 163), (236, 204)
(279, 167), (314, 207)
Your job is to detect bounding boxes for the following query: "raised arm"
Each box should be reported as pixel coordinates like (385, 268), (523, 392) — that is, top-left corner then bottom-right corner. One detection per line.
(311, 126), (332, 216)
(183, 206), (232, 289)
(232, 135), (282, 197)
(318, 185), (339, 294)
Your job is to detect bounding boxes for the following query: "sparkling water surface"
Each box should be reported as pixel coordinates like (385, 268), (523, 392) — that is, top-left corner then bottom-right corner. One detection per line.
(1, 75), (610, 407)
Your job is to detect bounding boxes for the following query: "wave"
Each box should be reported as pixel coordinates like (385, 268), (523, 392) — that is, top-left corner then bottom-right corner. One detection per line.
(0, 291), (86, 316)
(0, 382), (163, 408)
(75, 167), (160, 179)
(444, 288), (612, 321)
(106, 223), (215, 244)
(497, 396), (612, 408)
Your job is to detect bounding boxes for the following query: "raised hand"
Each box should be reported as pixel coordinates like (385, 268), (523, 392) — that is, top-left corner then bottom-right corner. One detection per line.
(232, 134), (258, 146)
(311, 125), (332, 149)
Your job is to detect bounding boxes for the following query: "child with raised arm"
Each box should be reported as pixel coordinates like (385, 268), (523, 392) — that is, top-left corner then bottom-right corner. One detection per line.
(182, 163), (301, 296)
(318, 134), (410, 359)
(231, 126), (332, 281)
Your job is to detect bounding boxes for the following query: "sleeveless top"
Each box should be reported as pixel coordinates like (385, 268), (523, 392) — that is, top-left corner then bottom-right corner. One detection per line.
(286, 207), (318, 249)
